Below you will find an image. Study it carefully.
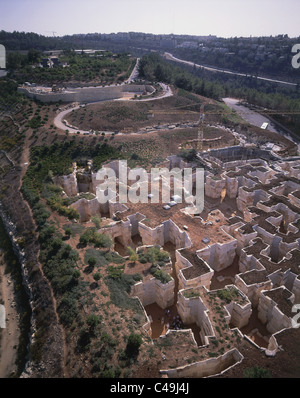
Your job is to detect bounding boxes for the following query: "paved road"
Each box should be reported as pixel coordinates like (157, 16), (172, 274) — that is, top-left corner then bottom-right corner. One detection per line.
(53, 82), (173, 135)
(223, 97), (300, 152)
(125, 58), (140, 83)
(164, 52), (298, 87)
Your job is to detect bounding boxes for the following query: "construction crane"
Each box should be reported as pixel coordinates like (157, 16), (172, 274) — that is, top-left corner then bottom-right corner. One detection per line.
(197, 104), (205, 151)
(46, 31), (57, 37)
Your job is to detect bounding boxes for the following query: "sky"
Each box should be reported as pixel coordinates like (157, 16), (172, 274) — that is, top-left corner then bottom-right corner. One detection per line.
(0, 0), (299, 38)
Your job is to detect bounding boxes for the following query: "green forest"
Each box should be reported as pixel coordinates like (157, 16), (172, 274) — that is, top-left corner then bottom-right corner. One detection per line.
(138, 53), (300, 137)
(6, 50), (135, 86)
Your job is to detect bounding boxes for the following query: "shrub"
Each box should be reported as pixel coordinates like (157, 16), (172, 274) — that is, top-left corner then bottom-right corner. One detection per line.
(58, 293), (79, 327)
(65, 227), (72, 237)
(138, 246), (169, 265)
(153, 269), (172, 284)
(93, 272), (101, 281)
(88, 257), (97, 267)
(80, 228), (112, 248)
(127, 246), (138, 263)
(183, 290), (200, 299)
(76, 327), (91, 352)
(84, 248), (109, 268)
(86, 314), (100, 331)
(125, 333), (142, 358)
(243, 366), (272, 378)
(105, 273), (142, 311)
(91, 215), (102, 229)
(107, 265), (124, 279)
(217, 287), (239, 303)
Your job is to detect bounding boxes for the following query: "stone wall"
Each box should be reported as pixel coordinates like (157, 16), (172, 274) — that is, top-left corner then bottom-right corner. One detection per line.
(235, 271), (272, 307)
(292, 276), (300, 302)
(130, 277), (175, 309)
(176, 289), (215, 345)
(205, 174), (226, 199)
(54, 172), (78, 197)
(99, 219), (132, 247)
(138, 219), (192, 249)
(18, 84), (152, 103)
(70, 197), (100, 222)
(258, 287), (293, 334)
(197, 240), (237, 272)
(159, 347), (243, 378)
(175, 250), (214, 290)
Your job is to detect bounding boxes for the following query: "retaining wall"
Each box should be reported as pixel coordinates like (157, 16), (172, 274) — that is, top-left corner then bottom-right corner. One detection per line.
(196, 240), (237, 272)
(176, 289), (214, 345)
(18, 84), (152, 103)
(159, 347), (243, 378)
(131, 277), (175, 309)
(258, 288), (293, 334)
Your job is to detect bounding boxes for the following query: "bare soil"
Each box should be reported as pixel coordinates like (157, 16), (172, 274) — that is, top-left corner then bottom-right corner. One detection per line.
(0, 256), (20, 378)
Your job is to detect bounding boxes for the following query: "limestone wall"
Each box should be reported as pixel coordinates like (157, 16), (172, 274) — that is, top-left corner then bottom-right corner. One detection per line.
(226, 300), (252, 328)
(127, 213), (146, 236)
(70, 197), (100, 222)
(236, 186), (255, 213)
(18, 84), (151, 103)
(138, 219), (191, 249)
(108, 201), (129, 219)
(248, 167), (275, 185)
(292, 276), (300, 302)
(138, 222), (165, 247)
(258, 288), (293, 334)
(235, 271), (272, 307)
(205, 174), (226, 199)
(131, 277), (175, 309)
(99, 219), (132, 247)
(176, 289), (215, 345)
(163, 219), (192, 248)
(222, 222), (257, 256)
(54, 172), (78, 197)
(224, 174), (239, 199)
(159, 347), (243, 378)
(165, 155), (192, 170)
(197, 240), (237, 272)
(175, 250), (214, 290)
(288, 192), (300, 209)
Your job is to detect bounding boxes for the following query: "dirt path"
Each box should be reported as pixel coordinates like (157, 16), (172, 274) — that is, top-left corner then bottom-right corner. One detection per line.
(0, 257), (20, 378)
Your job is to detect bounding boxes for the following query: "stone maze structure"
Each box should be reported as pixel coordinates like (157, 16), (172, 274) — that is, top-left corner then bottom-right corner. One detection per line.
(53, 149), (300, 377)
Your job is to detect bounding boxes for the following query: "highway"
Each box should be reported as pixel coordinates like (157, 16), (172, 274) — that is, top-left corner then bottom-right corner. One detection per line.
(164, 52), (298, 87)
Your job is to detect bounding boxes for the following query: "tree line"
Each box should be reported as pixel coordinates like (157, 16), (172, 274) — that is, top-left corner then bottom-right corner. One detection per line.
(138, 53), (300, 137)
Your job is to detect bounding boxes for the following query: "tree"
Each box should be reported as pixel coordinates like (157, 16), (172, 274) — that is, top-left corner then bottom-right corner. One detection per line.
(93, 272), (101, 281)
(127, 246), (138, 264)
(65, 227), (72, 238)
(73, 269), (81, 279)
(88, 257), (97, 267)
(27, 48), (40, 64)
(86, 314), (100, 333)
(125, 333), (142, 358)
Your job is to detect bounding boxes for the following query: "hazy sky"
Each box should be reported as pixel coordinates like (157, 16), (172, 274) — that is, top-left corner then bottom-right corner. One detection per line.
(0, 0), (299, 38)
